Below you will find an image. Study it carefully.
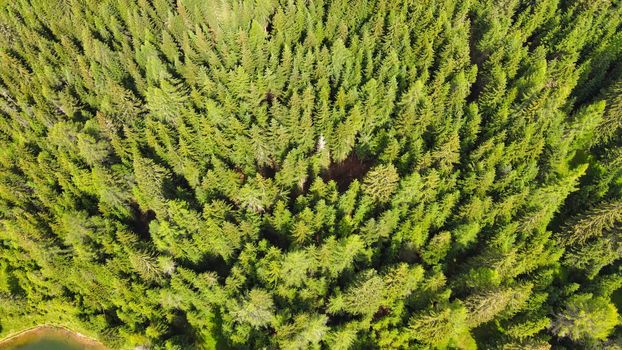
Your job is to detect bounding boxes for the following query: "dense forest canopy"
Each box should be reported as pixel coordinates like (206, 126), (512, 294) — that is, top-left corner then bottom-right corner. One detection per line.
(0, 0), (622, 349)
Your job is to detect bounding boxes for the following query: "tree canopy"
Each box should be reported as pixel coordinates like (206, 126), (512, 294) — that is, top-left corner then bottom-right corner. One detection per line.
(0, 0), (622, 349)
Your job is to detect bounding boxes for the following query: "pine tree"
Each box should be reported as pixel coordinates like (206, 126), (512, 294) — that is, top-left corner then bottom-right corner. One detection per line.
(551, 293), (620, 342)
(362, 164), (399, 203)
(1, 0), (622, 348)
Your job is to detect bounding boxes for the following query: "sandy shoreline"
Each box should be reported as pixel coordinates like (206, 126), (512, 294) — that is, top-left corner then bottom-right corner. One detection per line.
(0, 325), (107, 349)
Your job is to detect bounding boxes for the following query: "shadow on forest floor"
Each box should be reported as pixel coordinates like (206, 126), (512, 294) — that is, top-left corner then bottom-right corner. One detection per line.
(322, 153), (372, 192)
(129, 202), (156, 240)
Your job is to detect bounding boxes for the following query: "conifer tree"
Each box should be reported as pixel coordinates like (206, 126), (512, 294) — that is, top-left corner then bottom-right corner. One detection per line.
(0, 0), (622, 348)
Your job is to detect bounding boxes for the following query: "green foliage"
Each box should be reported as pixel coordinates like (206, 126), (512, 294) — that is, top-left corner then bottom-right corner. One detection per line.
(551, 293), (620, 342)
(0, 0), (621, 348)
(409, 302), (472, 348)
(362, 164), (399, 203)
(233, 289), (275, 328)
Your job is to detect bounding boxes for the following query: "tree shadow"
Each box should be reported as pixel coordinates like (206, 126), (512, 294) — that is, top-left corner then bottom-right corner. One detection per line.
(128, 202), (156, 241)
(321, 153), (372, 192)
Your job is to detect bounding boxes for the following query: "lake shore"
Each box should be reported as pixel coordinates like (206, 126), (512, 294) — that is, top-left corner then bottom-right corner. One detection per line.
(0, 325), (107, 349)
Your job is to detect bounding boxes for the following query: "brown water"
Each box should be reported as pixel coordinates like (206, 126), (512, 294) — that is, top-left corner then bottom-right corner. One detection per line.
(0, 327), (106, 350)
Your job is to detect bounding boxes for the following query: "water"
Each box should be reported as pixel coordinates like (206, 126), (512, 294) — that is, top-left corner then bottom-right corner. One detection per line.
(0, 327), (106, 350)
(6, 338), (85, 350)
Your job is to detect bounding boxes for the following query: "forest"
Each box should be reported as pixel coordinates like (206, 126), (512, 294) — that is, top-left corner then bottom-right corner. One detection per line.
(0, 0), (621, 349)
